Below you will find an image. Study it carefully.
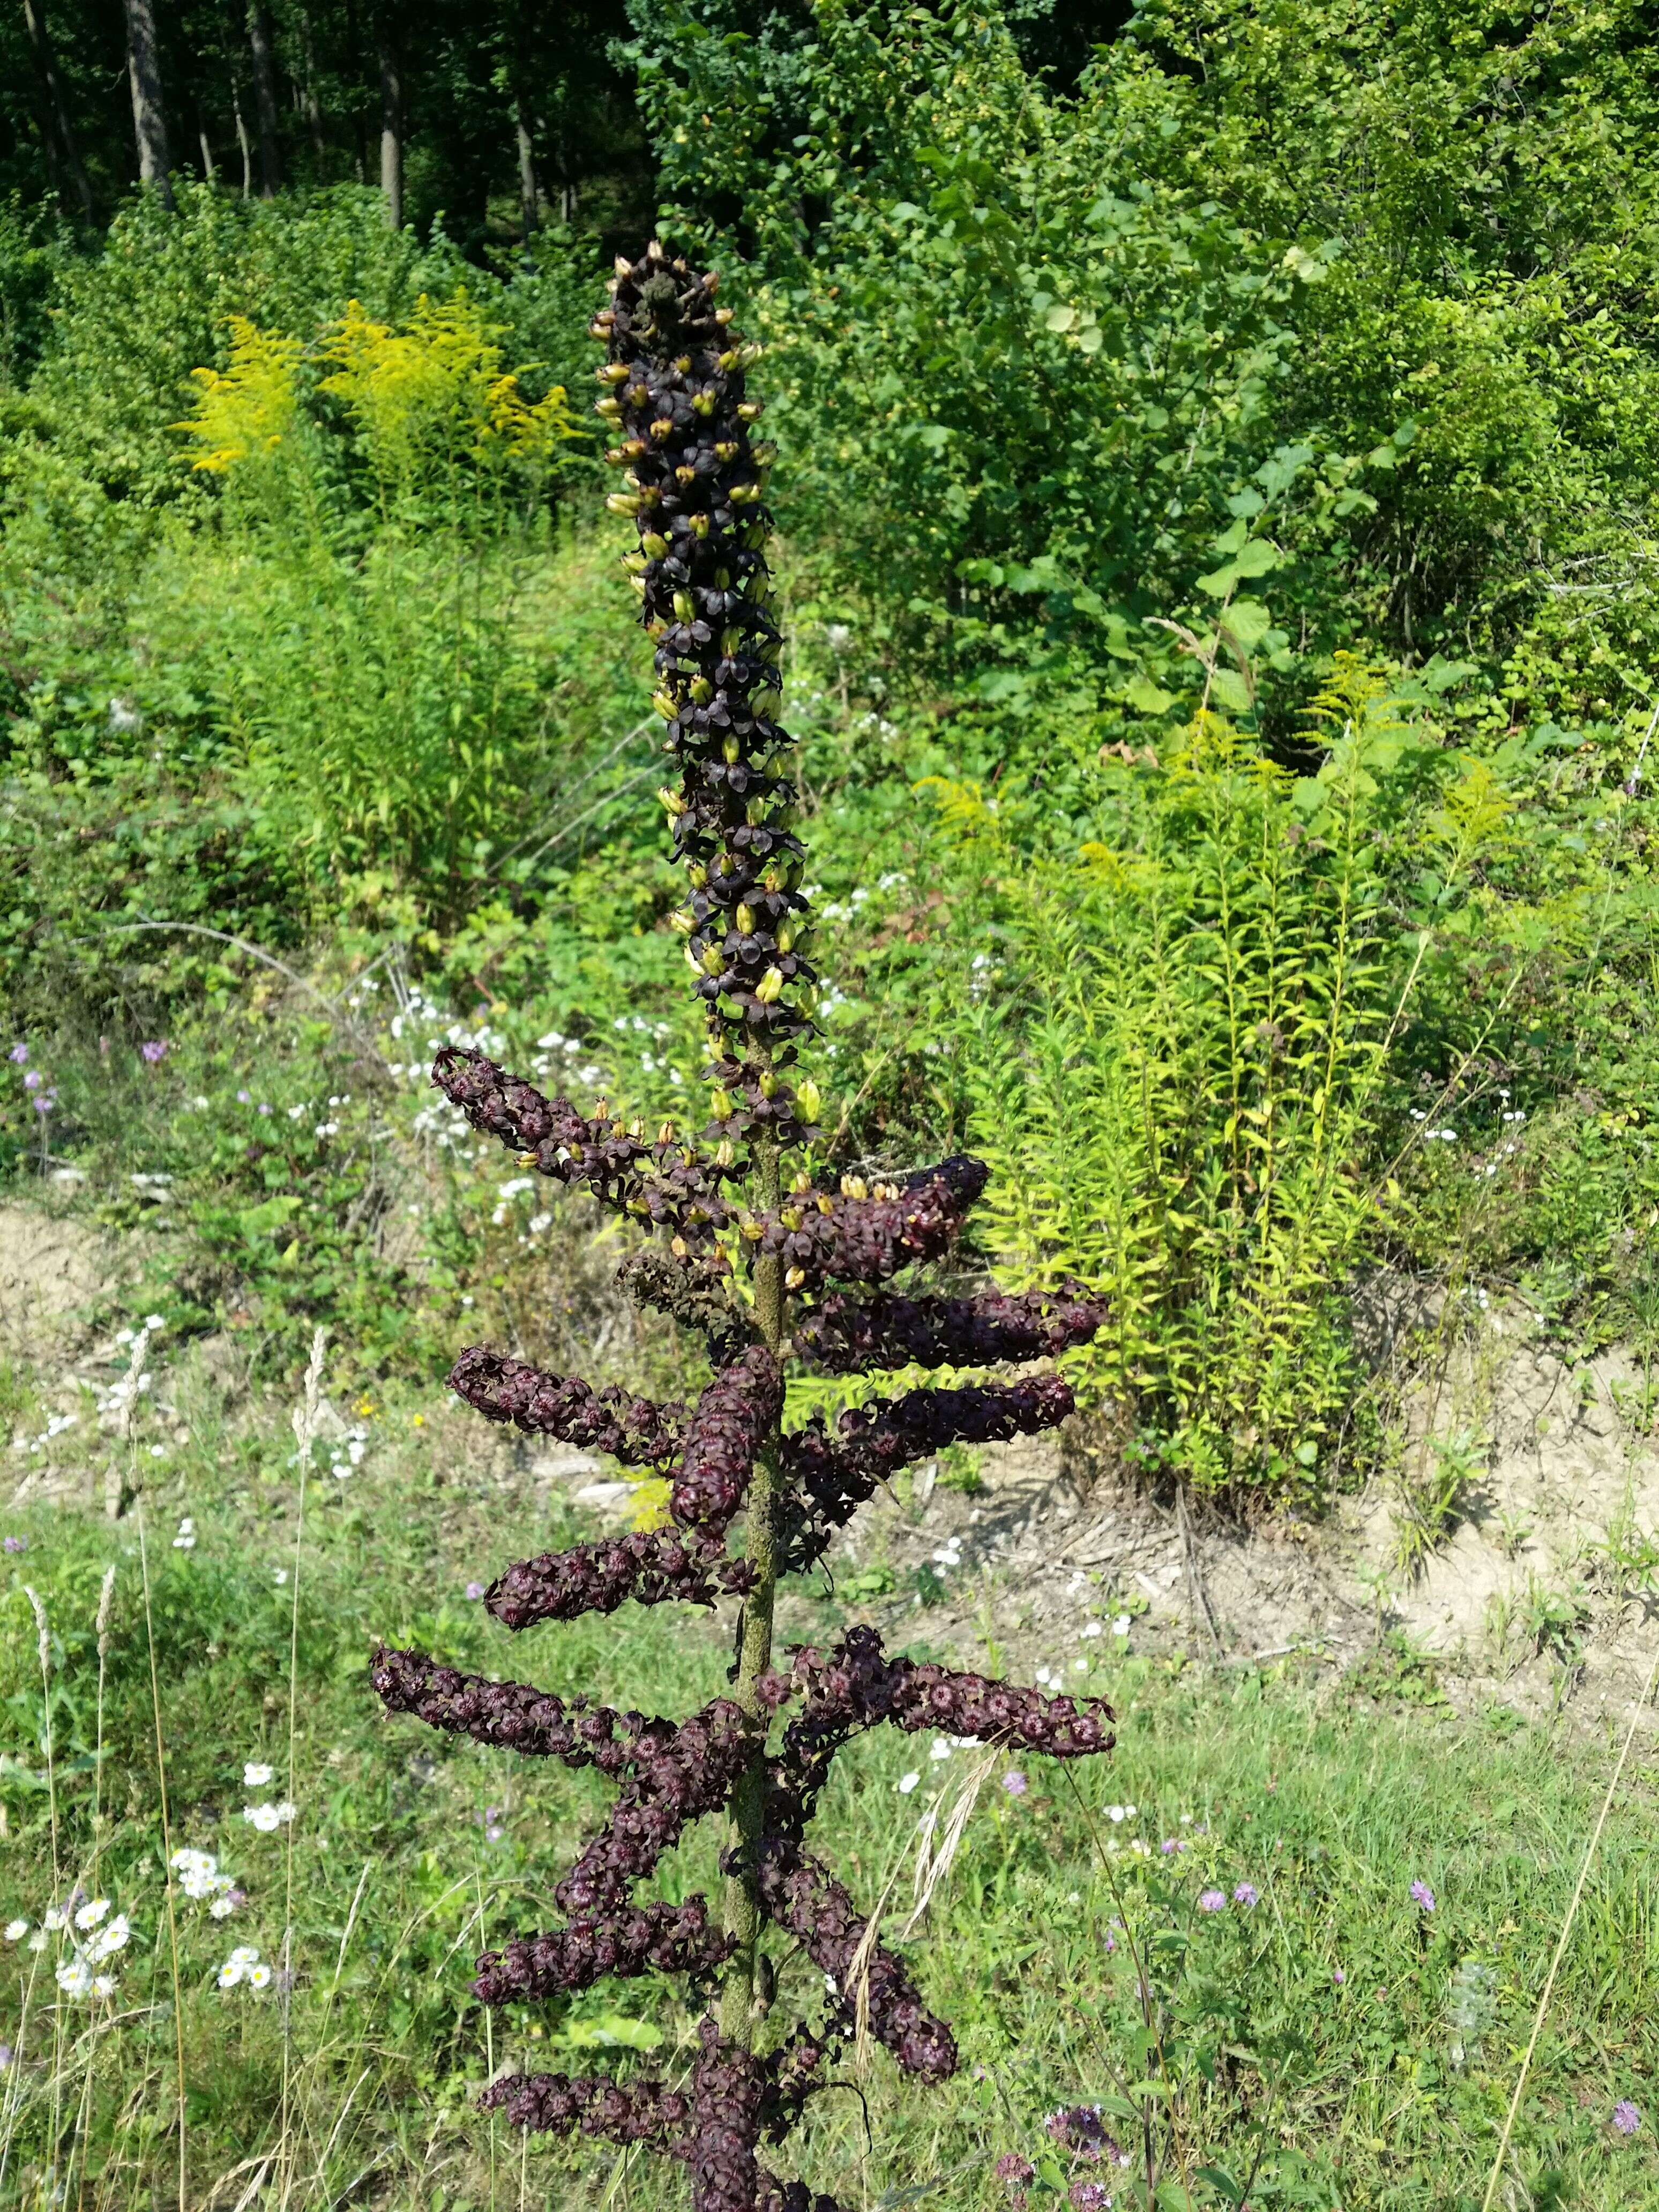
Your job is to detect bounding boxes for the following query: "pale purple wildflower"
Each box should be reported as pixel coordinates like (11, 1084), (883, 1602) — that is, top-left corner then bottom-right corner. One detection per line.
(1002, 1770), (1028, 1797)
(1198, 1889), (1225, 1912)
(1160, 1837), (1182, 1855)
(1332, 1967), (1345, 1984)
(7, 1044), (26, 1063)
(1234, 1882), (1258, 1908)
(0, 2042), (11, 2069)
(139, 1041), (168, 1064)
(465, 1581), (485, 1601)
(3, 1536), (25, 1553)
(237, 1090), (252, 1103)
(23, 1070), (41, 1090)
(33, 1092), (55, 1116)
(1613, 2101), (1641, 2136)
(1070, 2185), (1110, 2211)
(1410, 1879), (1436, 1911)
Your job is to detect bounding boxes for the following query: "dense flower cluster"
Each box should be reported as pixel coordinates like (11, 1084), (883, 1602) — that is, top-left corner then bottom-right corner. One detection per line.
(780, 1374), (1077, 1567)
(794, 1285), (1107, 1374)
(671, 1347), (783, 1533)
(375, 242), (1115, 2212)
(449, 1346), (685, 1469)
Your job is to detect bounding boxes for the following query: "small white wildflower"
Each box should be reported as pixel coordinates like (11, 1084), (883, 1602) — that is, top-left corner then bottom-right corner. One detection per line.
(55, 1956), (93, 1999)
(1107, 1804), (1126, 1823)
(897, 1772), (921, 1796)
(4, 1918), (27, 1942)
(27, 1930), (46, 1953)
(246, 1962), (273, 1990)
(243, 1762), (274, 1788)
(209, 1894), (238, 1919)
(87, 1915), (129, 1961)
(229, 1945), (260, 1966)
(74, 1899), (110, 1931)
(43, 1905), (68, 1932)
(1081, 1620), (1104, 1639)
(217, 1961), (245, 1990)
(91, 1974), (118, 1998)
(1112, 1614), (1131, 1636)
(929, 1739), (952, 1761)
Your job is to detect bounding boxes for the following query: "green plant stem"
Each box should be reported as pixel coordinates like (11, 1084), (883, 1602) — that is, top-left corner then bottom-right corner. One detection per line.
(719, 1127), (785, 2046)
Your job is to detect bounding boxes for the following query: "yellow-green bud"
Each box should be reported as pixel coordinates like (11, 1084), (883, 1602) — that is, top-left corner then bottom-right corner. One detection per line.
(597, 361), (630, 385)
(688, 863), (708, 887)
(669, 908), (695, 934)
(796, 1079), (823, 1123)
(758, 1070), (778, 1098)
(596, 396), (623, 420)
(652, 690), (678, 720)
(659, 784), (688, 814)
(657, 1120), (676, 1146)
(714, 1138), (736, 1168)
(690, 512), (710, 537)
(693, 390), (717, 416)
(730, 481), (762, 505)
(641, 532), (670, 558)
(723, 733), (741, 763)
(776, 920), (796, 953)
(755, 967), (784, 1004)
(721, 627), (741, 655)
(753, 687), (782, 718)
(673, 589), (696, 621)
(710, 1087), (734, 1118)
(699, 944), (724, 976)
(690, 677), (714, 705)
(623, 550), (648, 574)
(606, 491), (640, 516)
(735, 902), (756, 933)
(737, 401), (762, 422)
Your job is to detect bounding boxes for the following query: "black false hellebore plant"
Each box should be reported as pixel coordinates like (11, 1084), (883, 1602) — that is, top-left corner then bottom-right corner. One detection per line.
(371, 243), (1115, 2210)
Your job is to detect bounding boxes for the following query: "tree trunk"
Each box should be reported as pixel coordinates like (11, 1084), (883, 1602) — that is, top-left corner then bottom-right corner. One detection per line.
(233, 81), (253, 198)
(20, 0), (94, 222)
(300, 10), (327, 163)
(510, 1), (539, 240)
(197, 103), (217, 182)
(123, 0), (174, 206)
(376, 13), (401, 230)
(247, 2), (282, 197)
(514, 95), (538, 240)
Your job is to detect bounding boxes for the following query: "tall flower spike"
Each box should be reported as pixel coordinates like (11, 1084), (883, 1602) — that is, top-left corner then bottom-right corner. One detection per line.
(378, 241), (1117, 2212)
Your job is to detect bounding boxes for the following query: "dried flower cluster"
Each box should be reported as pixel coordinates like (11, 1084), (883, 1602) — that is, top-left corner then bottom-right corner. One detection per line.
(374, 241), (1115, 2209)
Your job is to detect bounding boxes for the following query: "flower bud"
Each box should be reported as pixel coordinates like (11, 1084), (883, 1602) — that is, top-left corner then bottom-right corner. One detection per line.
(606, 492), (640, 516)
(687, 863), (708, 887)
(622, 551), (648, 574)
(796, 1079), (823, 1123)
(753, 689), (782, 718)
(755, 968), (784, 1004)
(659, 784), (688, 815)
(785, 1265), (806, 1289)
(641, 532), (670, 558)
(758, 1070), (778, 1098)
(690, 513), (710, 537)
(710, 1087), (735, 1118)
(669, 908), (695, 934)
(700, 944), (724, 976)
(736, 401), (763, 422)
(730, 481), (762, 506)
(723, 734), (742, 764)
(652, 690), (678, 720)
(693, 390), (717, 417)
(673, 590), (696, 621)
(657, 1120), (676, 1146)
(735, 903), (756, 934)
(714, 1138), (736, 1167)
(690, 677), (714, 705)
(596, 396), (623, 420)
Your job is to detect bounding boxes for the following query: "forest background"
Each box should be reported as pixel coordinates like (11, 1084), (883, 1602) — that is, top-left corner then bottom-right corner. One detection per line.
(3, 1), (1659, 2207)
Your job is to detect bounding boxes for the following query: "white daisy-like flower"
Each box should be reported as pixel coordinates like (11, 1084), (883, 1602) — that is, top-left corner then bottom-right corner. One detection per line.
(43, 1904), (68, 1932)
(4, 1919), (27, 1942)
(1112, 1614), (1131, 1636)
(243, 1762), (274, 1788)
(242, 1801), (294, 1832)
(929, 1739), (952, 1761)
(1081, 1620), (1104, 1639)
(246, 1962), (273, 1990)
(75, 1899), (110, 1930)
(87, 1915), (129, 1961)
(55, 1955), (93, 1999)
(897, 1772), (922, 1795)
(217, 1961), (245, 1990)
(229, 1946), (260, 1967)
(27, 1930), (47, 1953)
(209, 1894), (238, 1919)
(171, 1847), (215, 1878)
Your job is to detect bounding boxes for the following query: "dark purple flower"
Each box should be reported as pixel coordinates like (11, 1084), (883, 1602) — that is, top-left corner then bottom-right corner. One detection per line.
(1070, 2185), (1110, 2211)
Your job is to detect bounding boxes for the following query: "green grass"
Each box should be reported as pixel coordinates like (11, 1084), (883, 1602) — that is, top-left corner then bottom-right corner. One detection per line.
(3, 1359), (1657, 2212)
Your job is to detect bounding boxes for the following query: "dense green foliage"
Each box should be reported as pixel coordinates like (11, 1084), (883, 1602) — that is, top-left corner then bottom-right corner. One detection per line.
(3, 0), (1658, 1506)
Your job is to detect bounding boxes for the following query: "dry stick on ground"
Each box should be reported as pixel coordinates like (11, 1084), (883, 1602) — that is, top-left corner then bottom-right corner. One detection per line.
(1479, 1643), (1659, 2211)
